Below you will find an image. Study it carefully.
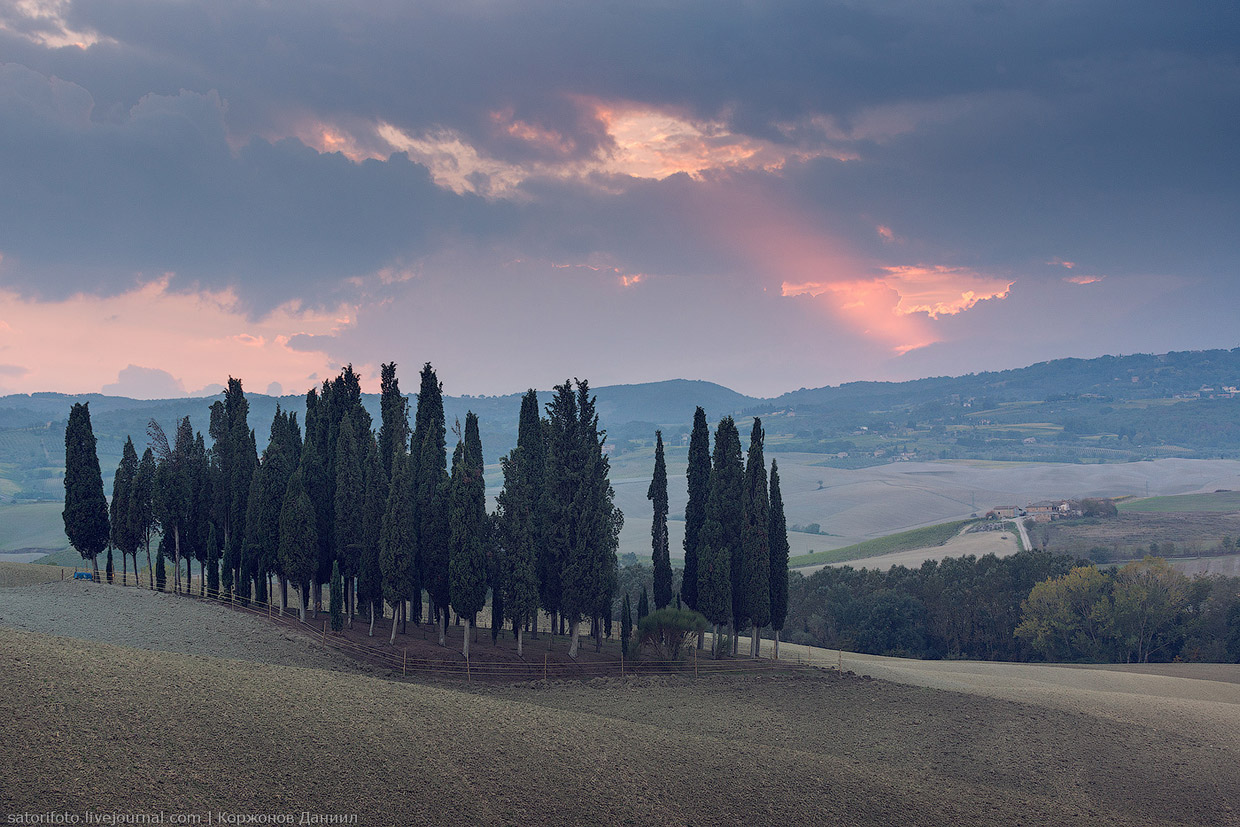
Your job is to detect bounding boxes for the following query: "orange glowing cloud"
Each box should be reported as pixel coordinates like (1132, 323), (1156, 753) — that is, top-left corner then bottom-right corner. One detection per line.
(0, 277), (353, 396)
(1064, 274), (1105, 285)
(1048, 257), (1076, 269)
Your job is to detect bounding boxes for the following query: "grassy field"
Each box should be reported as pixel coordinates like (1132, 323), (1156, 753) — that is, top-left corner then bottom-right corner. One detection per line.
(0, 501), (70, 553)
(3, 621), (1236, 825)
(1119, 490), (1240, 512)
(789, 520), (973, 568)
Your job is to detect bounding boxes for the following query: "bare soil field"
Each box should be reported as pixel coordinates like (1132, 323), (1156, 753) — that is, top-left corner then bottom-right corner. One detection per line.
(1039, 511), (1240, 558)
(795, 525), (1020, 574)
(2, 572), (1238, 825)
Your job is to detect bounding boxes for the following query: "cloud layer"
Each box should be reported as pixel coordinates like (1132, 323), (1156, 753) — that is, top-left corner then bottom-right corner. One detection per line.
(1, 1), (1237, 397)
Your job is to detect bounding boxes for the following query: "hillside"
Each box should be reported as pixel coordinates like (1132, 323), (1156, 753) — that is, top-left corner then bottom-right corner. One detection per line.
(2, 579), (1237, 826)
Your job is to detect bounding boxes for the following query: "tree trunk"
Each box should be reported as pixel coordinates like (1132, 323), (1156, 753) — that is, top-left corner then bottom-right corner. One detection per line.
(368, 602), (374, 637)
(712, 624), (720, 659)
(299, 584), (307, 623)
(567, 619), (580, 658)
(463, 617), (471, 660)
(517, 625), (524, 658)
(774, 629), (780, 660)
(401, 600), (407, 635)
(146, 540), (153, 589)
(347, 578), (354, 628)
(530, 611), (538, 640)
(91, 554), (99, 582)
(281, 578), (289, 615)
(173, 525), (181, 594)
(752, 626), (761, 658)
(390, 601), (399, 644)
(121, 554), (128, 587)
(438, 608), (446, 647)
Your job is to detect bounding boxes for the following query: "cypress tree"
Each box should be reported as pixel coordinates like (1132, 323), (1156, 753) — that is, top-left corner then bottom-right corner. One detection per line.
(413, 363), (449, 642)
(111, 437), (138, 585)
(380, 453), (417, 643)
(334, 416), (365, 627)
(152, 417), (193, 594)
(768, 460), (790, 660)
(488, 512), (504, 644)
(278, 469), (319, 622)
(244, 409), (298, 607)
(187, 430), (212, 596)
(698, 417), (742, 657)
(638, 587), (649, 622)
(358, 434), (386, 636)
(649, 431), (672, 609)
(496, 390), (542, 655)
(330, 560), (344, 632)
(742, 418), (771, 657)
(682, 406), (710, 613)
(63, 403), (109, 580)
(129, 447), (157, 588)
(621, 592), (633, 656)
(449, 412), (489, 660)
(377, 362), (410, 480)
(210, 379), (253, 599)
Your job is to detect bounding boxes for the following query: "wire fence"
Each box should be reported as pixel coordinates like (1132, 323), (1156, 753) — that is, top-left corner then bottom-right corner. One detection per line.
(62, 567), (833, 682)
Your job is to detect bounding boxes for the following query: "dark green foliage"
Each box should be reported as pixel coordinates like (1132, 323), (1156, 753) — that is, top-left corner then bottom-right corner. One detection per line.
(681, 406), (710, 612)
(768, 460), (789, 635)
(330, 560), (344, 632)
(552, 380), (623, 652)
(155, 534), (167, 591)
(63, 403), (109, 575)
(377, 361), (409, 480)
(128, 447), (157, 586)
(634, 607), (708, 661)
(649, 431), (672, 610)
(380, 454), (417, 615)
(489, 516), (504, 644)
(111, 436), (139, 580)
(206, 522), (220, 596)
(449, 413), (488, 621)
(413, 363), (449, 628)
(357, 433), (386, 623)
(278, 469), (319, 618)
(243, 406), (299, 597)
(637, 587), (649, 622)
(334, 415), (365, 597)
(497, 390), (542, 637)
(621, 593), (633, 654)
(209, 379), (254, 596)
(742, 419), (770, 630)
(153, 416), (194, 593)
(697, 417), (742, 633)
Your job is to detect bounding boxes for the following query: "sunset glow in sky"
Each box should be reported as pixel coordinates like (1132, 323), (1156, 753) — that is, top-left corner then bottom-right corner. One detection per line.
(0, 1), (1236, 398)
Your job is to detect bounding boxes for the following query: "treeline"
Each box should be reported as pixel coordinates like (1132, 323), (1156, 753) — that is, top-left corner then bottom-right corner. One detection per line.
(784, 552), (1240, 663)
(65, 365), (624, 659)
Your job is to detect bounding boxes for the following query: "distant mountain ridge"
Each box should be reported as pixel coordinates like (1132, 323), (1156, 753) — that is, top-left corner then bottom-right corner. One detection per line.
(3, 346), (1240, 503)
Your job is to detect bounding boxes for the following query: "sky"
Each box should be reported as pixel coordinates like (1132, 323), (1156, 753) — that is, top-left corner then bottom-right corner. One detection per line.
(0, 1), (1237, 400)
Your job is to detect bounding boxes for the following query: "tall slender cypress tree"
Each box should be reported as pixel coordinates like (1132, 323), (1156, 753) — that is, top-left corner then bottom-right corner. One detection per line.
(334, 416), (365, 627)
(682, 406), (710, 612)
(111, 437), (138, 585)
(129, 447), (157, 588)
(414, 363), (449, 642)
(449, 412), (488, 659)
(698, 417), (742, 657)
(380, 453), (417, 643)
(497, 390), (542, 655)
(63, 403), (109, 580)
(742, 418), (771, 657)
(377, 362), (410, 480)
(768, 460), (790, 660)
(358, 434), (386, 636)
(649, 431), (673, 610)
(279, 469), (319, 622)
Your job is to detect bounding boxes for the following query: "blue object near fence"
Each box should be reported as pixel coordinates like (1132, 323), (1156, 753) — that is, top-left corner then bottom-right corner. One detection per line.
(73, 571), (93, 580)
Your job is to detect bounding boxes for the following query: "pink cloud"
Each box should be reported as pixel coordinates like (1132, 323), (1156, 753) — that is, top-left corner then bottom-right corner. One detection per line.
(1064, 274), (1105, 285)
(0, 277), (353, 396)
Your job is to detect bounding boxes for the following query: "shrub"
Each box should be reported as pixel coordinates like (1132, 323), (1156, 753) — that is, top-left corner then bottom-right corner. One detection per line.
(634, 607), (708, 662)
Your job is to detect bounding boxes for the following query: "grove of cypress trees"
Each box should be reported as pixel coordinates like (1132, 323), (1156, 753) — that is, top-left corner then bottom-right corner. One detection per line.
(63, 402), (109, 580)
(742, 418), (771, 657)
(278, 469), (319, 622)
(380, 453), (417, 643)
(768, 460), (790, 660)
(449, 412), (489, 660)
(111, 437), (138, 585)
(649, 431), (673, 609)
(682, 406), (710, 613)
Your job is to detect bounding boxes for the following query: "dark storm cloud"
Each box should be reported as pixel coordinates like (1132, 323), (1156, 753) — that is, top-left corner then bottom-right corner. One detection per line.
(1, 0), (1236, 320)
